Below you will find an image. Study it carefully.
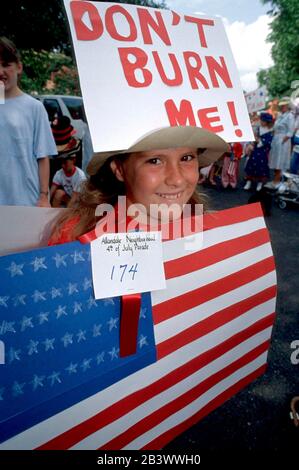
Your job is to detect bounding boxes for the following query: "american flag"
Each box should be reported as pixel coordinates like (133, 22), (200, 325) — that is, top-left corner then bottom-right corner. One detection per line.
(0, 203), (276, 449)
(0, 240), (156, 443)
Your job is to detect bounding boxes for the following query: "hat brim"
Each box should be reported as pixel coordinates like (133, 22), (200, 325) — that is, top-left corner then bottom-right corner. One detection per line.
(57, 138), (81, 155)
(87, 126), (229, 176)
(278, 97), (291, 106)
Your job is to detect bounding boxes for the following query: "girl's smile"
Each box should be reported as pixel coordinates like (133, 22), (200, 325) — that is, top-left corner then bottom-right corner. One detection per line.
(111, 147), (199, 221)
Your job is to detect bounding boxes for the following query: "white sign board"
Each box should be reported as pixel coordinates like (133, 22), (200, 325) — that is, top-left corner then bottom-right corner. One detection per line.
(0, 206), (64, 257)
(63, 0), (253, 151)
(245, 86), (267, 114)
(90, 231), (166, 299)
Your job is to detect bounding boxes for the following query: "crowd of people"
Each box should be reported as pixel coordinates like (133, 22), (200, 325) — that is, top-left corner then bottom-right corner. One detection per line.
(198, 99), (299, 192)
(1, 36), (299, 219)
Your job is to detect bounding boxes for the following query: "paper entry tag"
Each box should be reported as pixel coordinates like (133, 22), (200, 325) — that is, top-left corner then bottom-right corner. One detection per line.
(90, 232), (166, 299)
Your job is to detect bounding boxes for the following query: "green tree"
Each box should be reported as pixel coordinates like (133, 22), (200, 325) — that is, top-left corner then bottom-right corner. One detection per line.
(4, 0), (167, 95)
(257, 0), (299, 97)
(3, 0), (166, 53)
(20, 50), (80, 95)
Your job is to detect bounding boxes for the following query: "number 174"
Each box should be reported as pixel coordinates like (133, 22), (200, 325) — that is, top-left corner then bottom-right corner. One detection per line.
(110, 263), (138, 282)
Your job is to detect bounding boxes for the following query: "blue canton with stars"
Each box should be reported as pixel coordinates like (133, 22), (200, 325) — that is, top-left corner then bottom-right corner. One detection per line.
(0, 241), (156, 442)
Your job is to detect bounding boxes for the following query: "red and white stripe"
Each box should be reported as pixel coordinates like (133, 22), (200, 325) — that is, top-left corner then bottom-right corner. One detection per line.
(0, 203), (276, 450)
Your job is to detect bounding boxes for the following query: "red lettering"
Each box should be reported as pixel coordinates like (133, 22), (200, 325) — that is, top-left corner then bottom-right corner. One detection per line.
(70, 1), (103, 41)
(152, 52), (182, 86)
(105, 5), (137, 42)
(183, 51), (209, 89)
(184, 16), (215, 48)
(164, 99), (196, 126)
(206, 56), (233, 88)
(118, 47), (152, 88)
(137, 8), (171, 45)
(197, 107), (224, 132)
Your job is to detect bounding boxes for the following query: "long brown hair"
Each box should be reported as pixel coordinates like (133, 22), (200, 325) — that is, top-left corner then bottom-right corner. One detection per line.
(49, 153), (207, 242)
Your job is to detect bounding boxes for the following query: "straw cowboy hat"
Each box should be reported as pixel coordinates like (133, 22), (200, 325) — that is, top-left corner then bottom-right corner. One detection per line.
(87, 126), (229, 176)
(278, 96), (291, 106)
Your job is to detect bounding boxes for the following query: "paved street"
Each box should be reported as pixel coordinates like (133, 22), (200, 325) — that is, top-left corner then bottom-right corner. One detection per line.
(165, 164), (299, 456)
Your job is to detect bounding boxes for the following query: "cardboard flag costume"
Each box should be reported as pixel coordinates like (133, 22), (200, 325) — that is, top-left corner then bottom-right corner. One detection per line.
(0, 203), (277, 449)
(0, 1), (276, 451)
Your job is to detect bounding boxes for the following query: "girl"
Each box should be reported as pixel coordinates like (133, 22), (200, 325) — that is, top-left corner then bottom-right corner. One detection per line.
(221, 142), (243, 189)
(244, 112), (274, 191)
(48, 126), (228, 245)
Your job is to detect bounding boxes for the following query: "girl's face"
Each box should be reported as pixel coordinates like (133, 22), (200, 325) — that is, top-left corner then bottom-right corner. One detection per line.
(111, 147), (199, 221)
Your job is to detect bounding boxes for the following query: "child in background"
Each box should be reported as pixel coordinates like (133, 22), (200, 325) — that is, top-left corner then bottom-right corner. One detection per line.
(50, 154), (86, 208)
(48, 126), (228, 245)
(221, 142), (243, 189)
(0, 37), (57, 206)
(244, 112), (274, 191)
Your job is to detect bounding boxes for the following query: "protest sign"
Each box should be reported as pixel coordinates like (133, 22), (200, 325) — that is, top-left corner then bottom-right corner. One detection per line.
(245, 86), (267, 114)
(63, 0), (254, 152)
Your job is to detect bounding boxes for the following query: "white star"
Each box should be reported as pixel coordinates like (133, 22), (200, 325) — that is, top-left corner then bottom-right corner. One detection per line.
(27, 339), (39, 355)
(108, 347), (119, 360)
(32, 290), (46, 303)
(0, 320), (16, 336)
(81, 358), (92, 372)
(67, 283), (79, 295)
(43, 338), (55, 351)
(0, 296), (9, 308)
(48, 371), (62, 386)
(87, 296), (97, 309)
(38, 312), (50, 324)
(20, 316), (34, 332)
(12, 381), (26, 397)
(61, 332), (73, 347)
(51, 287), (63, 299)
(30, 257), (47, 272)
(96, 352), (105, 364)
(65, 362), (78, 374)
(71, 251), (85, 264)
(83, 278), (92, 290)
(0, 387), (5, 400)
(6, 261), (24, 277)
(73, 302), (82, 314)
(103, 298), (115, 307)
(140, 308), (147, 319)
(53, 253), (68, 268)
(107, 317), (118, 332)
(77, 329), (86, 342)
(13, 294), (27, 307)
(92, 324), (102, 337)
(8, 347), (21, 363)
(55, 305), (67, 319)
(138, 334), (148, 348)
(31, 374), (45, 390)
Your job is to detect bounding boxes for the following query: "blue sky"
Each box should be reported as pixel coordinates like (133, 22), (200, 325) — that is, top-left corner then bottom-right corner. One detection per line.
(165, 0), (273, 91)
(165, 0), (269, 24)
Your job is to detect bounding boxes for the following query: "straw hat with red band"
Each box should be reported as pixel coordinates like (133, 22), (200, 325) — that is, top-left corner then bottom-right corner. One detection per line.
(51, 116), (78, 152)
(87, 125), (229, 176)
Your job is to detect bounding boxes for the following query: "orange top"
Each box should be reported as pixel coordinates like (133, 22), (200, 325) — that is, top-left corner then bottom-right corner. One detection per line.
(48, 216), (80, 246)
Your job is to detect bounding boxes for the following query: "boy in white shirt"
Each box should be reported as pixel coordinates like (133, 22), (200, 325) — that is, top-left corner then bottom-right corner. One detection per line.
(50, 154), (86, 207)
